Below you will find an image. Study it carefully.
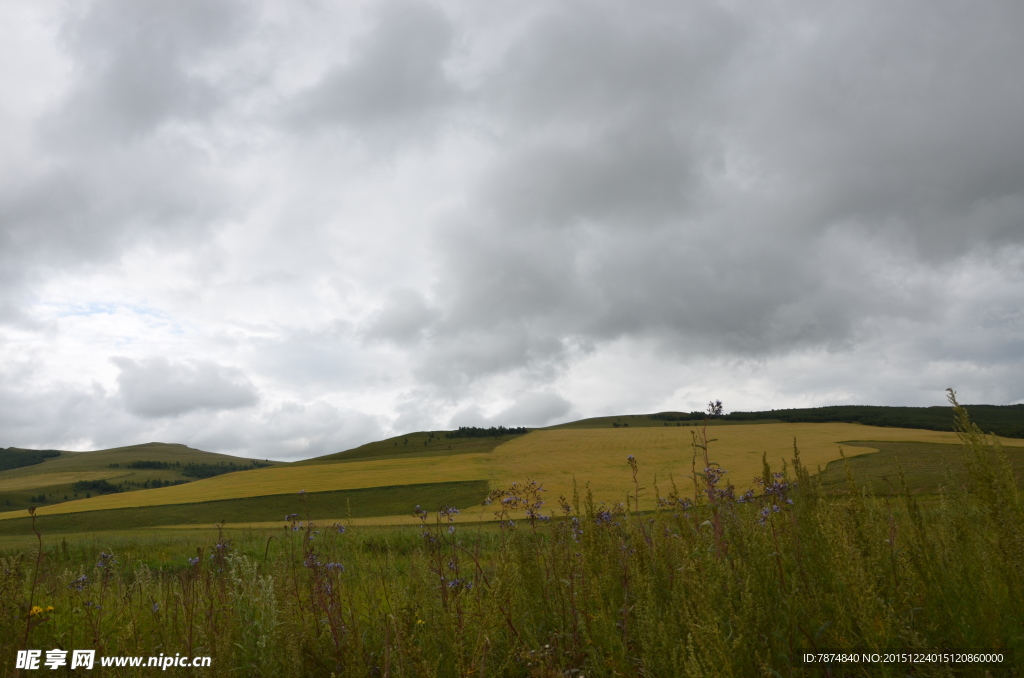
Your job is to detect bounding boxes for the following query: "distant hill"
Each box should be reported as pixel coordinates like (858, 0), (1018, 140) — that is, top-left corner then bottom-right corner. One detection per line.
(0, 442), (284, 512)
(637, 404), (1024, 438)
(722, 404), (1024, 438)
(295, 428), (529, 466)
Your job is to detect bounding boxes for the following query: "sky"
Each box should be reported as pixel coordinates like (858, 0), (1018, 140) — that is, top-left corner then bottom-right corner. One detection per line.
(1, 0), (1022, 461)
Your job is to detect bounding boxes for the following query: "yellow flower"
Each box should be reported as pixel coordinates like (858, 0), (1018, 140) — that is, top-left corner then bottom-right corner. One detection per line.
(416, 619), (425, 625)
(29, 606), (43, 616)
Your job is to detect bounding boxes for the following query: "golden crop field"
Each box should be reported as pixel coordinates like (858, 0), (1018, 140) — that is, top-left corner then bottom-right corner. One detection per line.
(3, 423), (1022, 522)
(484, 423), (1024, 511)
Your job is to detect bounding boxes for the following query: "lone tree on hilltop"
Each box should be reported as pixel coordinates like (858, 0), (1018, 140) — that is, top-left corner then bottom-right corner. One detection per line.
(707, 399), (723, 417)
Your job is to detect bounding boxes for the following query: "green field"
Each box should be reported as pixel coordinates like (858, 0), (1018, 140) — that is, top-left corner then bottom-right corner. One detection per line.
(818, 439), (1024, 495)
(0, 480), (487, 535)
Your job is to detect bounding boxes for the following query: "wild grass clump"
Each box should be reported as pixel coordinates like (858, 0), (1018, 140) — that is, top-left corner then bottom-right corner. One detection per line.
(2, 392), (1021, 676)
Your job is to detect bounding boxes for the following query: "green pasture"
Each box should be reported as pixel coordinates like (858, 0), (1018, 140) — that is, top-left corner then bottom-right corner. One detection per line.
(0, 480), (488, 536)
(818, 440), (1024, 495)
(294, 431), (514, 465)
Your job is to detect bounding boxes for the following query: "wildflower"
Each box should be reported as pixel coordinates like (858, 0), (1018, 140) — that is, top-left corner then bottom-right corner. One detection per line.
(95, 552), (116, 569)
(570, 517), (584, 539)
(447, 525), (455, 534)
(188, 556), (199, 566)
(152, 603), (160, 613)
(29, 605), (44, 616)
(325, 563), (345, 572)
(68, 575), (89, 591)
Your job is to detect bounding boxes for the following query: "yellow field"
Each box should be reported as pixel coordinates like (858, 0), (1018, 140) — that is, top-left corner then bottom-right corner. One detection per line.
(3, 423), (1021, 521)
(484, 424), (1024, 511)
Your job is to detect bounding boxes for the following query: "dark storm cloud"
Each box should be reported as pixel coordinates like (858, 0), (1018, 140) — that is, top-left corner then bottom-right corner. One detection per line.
(2, 0), (1022, 457)
(395, 0), (1024, 389)
(112, 357), (258, 418)
(45, 0), (249, 144)
(362, 288), (437, 345)
(288, 0), (459, 129)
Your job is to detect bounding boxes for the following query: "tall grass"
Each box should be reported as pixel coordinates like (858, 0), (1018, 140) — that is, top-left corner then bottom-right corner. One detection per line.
(2, 394), (1021, 676)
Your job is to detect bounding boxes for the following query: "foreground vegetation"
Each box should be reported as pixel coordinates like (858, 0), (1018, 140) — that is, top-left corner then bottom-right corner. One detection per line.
(2, 396), (1021, 676)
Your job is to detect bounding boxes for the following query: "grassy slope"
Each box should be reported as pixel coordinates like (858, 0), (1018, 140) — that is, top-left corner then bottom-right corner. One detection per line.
(544, 414), (777, 429)
(0, 480), (488, 536)
(817, 440), (1024, 495)
(0, 443), (285, 511)
(294, 431), (516, 465)
(548, 404), (1024, 438)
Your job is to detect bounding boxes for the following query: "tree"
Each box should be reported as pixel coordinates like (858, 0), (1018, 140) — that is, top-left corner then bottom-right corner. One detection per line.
(707, 399), (723, 417)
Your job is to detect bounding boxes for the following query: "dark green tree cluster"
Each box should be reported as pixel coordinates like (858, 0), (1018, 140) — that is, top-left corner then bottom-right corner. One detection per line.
(179, 461), (271, 479)
(71, 479), (123, 495)
(444, 426), (530, 439)
(648, 412), (706, 422)
(0, 448), (60, 472)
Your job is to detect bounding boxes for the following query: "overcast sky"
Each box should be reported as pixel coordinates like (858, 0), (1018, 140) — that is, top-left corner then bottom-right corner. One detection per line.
(1, 0), (1022, 460)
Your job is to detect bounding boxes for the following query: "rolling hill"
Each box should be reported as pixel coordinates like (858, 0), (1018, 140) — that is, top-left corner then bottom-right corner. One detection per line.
(4, 417), (1024, 536)
(0, 442), (282, 512)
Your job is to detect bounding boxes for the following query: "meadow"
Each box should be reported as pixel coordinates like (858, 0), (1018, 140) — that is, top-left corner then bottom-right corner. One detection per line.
(1, 395), (1022, 676)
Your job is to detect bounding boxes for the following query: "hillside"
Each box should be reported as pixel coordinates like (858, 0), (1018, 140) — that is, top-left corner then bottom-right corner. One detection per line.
(0, 442), (283, 512)
(5, 422), (1024, 534)
(548, 404), (1024, 438)
(294, 428), (526, 465)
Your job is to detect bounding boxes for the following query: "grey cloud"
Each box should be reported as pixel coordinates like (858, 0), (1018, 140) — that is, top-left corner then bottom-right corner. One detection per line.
(45, 0), (250, 144)
(184, 400), (385, 461)
(478, 124), (702, 227)
(362, 288), (437, 345)
(722, 0), (1024, 259)
(2, 0), (1023, 460)
(288, 0), (459, 129)
(112, 357), (258, 418)
(487, 0), (742, 127)
(395, 0), (1024, 391)
(414, 325), (569, 391)
(450, 391), (572, 428)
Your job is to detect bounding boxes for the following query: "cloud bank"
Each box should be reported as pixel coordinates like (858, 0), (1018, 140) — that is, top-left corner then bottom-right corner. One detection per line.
(0, 0), (1021, 459)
